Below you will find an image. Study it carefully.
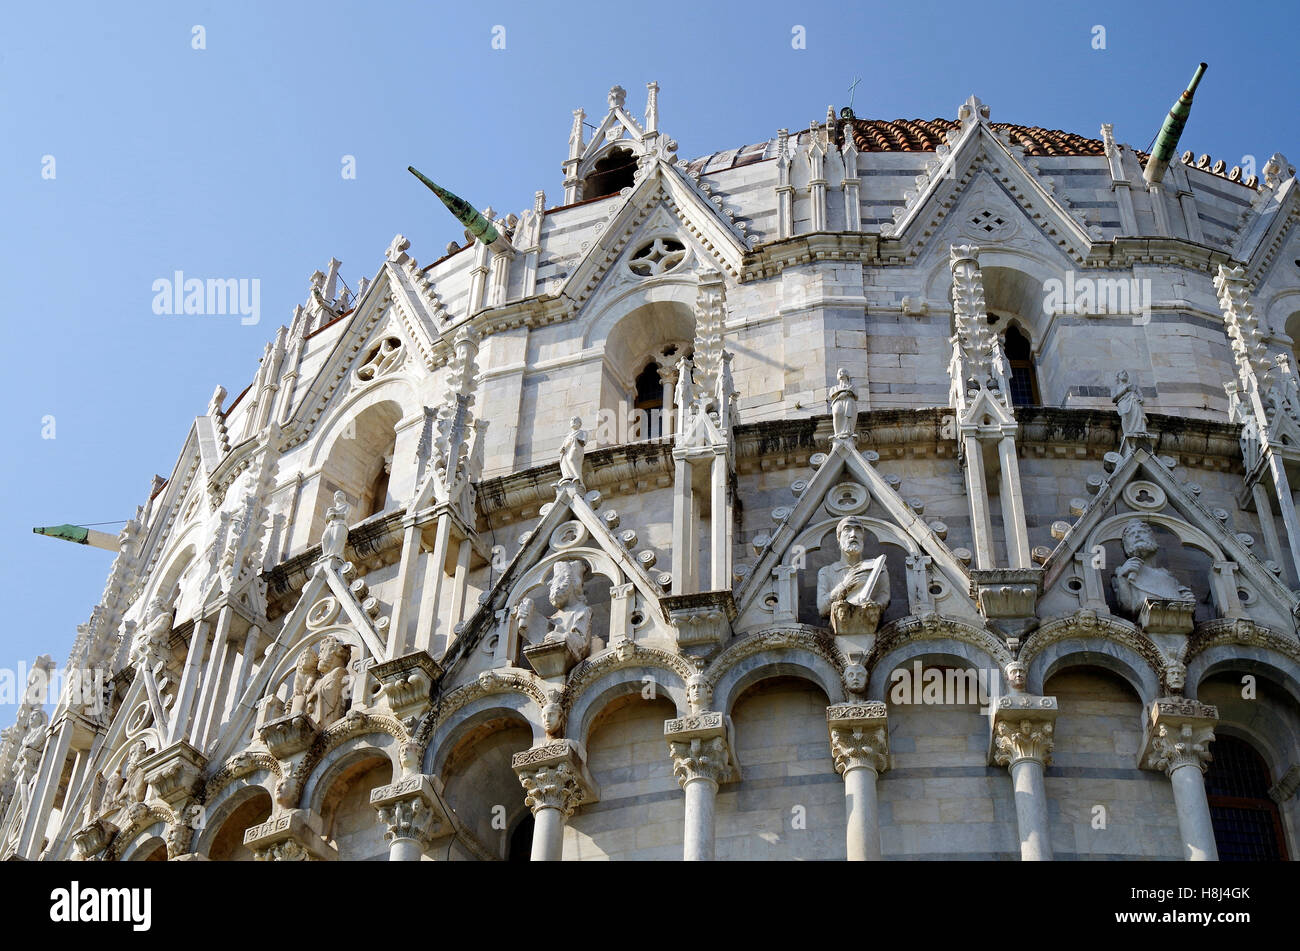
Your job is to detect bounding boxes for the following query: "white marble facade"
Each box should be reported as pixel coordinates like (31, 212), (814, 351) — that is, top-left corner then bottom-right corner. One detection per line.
(3, 84), (1300, 862)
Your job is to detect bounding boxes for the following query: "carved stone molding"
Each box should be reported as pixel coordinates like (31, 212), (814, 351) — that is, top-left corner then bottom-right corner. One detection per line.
(990, 695), (1058, 768)
(72, 818), (117, 860)
(140, 741), (207, 811)
(1139, 697), (1218, 776)
(370, 650), (442, 720)
(970, 568), (1043, 620)
(511, 740), (598, 818)
(523, 639), (582, 680)
(1138, 598), (1197, 637)
(1268, 764), (1300, 804)
(663, 590), (737, 653)
(826, 702), (889, 775)
(258, 712), (319, 759)
(370, 773), (450, 848)
(665, 711), (739, 787)
(243, 808), (337, 861)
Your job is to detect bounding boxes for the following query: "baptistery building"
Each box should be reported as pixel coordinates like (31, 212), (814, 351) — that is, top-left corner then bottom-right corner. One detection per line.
(3, 81), (1299, 861)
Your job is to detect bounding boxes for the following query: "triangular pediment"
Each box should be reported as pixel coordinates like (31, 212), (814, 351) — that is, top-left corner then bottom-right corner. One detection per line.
(560, 160), (751, 310)
(884, 111), (1097, 265)
(736, 439), (979, 628)
(1040, 448), (1298, 631)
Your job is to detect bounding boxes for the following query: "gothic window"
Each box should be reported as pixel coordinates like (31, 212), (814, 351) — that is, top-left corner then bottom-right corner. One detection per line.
(1205, 734), (1290, 860)
(583, 147), (637, 200)
(1002, 323), (1040, 407)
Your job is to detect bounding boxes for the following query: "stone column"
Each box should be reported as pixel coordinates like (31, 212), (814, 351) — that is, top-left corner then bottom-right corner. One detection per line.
(665, 712), (739, 861)
(371, 774), (450, 861)
(1139, 698), (1219, 861)
(827, 702), (889, 861)
(512, 740), (598, 862)
(990, 695), (1059, 861)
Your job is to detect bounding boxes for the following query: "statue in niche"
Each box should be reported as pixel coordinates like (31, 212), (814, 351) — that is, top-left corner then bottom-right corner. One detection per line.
(1111, 520), (1195, 616)
(1112, 370), (1149, 440)
(829, 368), (858, 441)
(321, 491), (350, 560)
(817, 516), (891, 636)
(289, 646), (319, 717)
(543, 560), (591, 658)
(674, 356), (695, 424)
(130, 597), (173, 670)
(104, 740), (150, 812)
(558, 417), (587, 485)
(307, 636), (352, 728)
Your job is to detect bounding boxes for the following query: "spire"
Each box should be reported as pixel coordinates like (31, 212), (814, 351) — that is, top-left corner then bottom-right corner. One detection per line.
(407, 166), (501, 247)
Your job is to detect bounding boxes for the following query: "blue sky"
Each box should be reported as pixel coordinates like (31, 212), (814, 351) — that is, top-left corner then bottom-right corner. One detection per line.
(1, 0), (1296, 702)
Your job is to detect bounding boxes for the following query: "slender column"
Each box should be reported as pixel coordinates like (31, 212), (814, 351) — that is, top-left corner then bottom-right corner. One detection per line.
(371, 774), (450, 862)
(413, 514), (452, 655)
(671, 456), (697, 595)
(991, 696), (1059, 861)
(827, 702), (889, 861)
(187, 608), (231, 747)
(445, 537), (473, 648)
(512, 740), (596, 862)
(710, 453), (730, 590)
(1250, 480), (1287, 580)
(665, 712), (738, 861)
(17, 718), (74, 858)
(196, 627), (235, 750)
(168, 616), (212, 744)
(963, 436), (995, 569)
(657, 362), (677, 439)
(1139, 698), (1218, 861)
(387, 520), (424, 656)
(996, 436), (1031, 569)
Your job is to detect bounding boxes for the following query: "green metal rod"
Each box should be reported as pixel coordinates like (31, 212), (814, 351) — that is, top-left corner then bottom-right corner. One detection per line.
(407, 166), (500, 246)
(33, 524), (120, 551)
(1143, 62), (1207, 185)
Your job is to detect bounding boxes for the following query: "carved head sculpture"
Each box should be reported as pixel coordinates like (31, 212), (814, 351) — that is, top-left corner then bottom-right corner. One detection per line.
(837, 368), (851, 388)
(316, 635), (350, 675)
(1120, 520), (1158, 561)
(686, 673), (712, 713)
(331, 490), (347, 511)
(1116, 369), (1130, 387)
(836, 516), (868, 561)
(1164, 663), (1186, 693)
(843, 661), (868, 695)
(541, 697), (564, 738)
(1005, 661), (1027, 691)
(399, 741), (422, 775)
(548, 560), (587, 610)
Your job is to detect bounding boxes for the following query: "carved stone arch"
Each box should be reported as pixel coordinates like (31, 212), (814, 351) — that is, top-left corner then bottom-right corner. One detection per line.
(1024, 633), (1162, 710)
(578, 139), (644, 200)
(201, 751), (282, 806)
(866, 615), (1010, 701)
(144, 539), (199, 623)
(109, 805), (176, 861)
(567, 663), (690, 746)
(504, 546), (624, 613)
(300, 731), (402, 818)
(710, 630), (846, 715)
(584, 284), (698, 354)
(259, 624), (372, 718)
(1185, 643), (1300, 711)
(192, 775), (275, 858)
(1089, 511), (1226, 562)
(308, 381), (419, 469)
(425, 691), (544, 778)
(117, 824), (170, 862)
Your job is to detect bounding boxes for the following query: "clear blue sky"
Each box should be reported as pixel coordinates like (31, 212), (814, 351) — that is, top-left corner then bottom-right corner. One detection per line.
(2, 0), (1296, 698)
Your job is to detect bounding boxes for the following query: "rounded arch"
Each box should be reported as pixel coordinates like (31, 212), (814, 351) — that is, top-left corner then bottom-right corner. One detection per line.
(568, 663), (689, 745)
(1186, 643), (1300, 710)
(711, 640), (845, 715)
(300, 731), (403, 817)
(307, 380), (418, 469)
(426, 693), (542, 778)
(579, 142), (640, 200)
(584, 288), (698, 356)
(195, 780), (274, 860)
(1024, 635), (1161, 708)
(1089, 511), (1226, 562)
(145, 540), (198, 620)
(867, 636), (1005, 702)
(119, 826), (168, 861)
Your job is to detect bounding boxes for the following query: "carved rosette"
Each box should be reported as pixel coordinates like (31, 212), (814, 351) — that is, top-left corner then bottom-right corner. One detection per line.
(826, 702), (889, 776)
(243, 808), (337, 861)
(370, 774), (449, 848)
(990, 695), (1059, 768)
(511, 740), (598, 819)
(1139, 697), (1218, 776)
(664, 712), (739, 788)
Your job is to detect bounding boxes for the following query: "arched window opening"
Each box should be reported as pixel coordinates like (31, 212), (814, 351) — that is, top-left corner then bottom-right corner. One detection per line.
(365, 447), (394, 519)
(1205, 734), (1290, 860)
(583, 148), (637, 200)
(508, 813), (535, 861)
(632, 361), (667, 441)
(1003, 323), (1040, 407)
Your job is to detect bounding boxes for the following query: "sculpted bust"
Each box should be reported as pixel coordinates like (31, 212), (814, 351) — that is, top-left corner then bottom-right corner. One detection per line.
(543, 560), (592, 658)
(817, 516), (890, 636)
(1111, 520), (1194, 616)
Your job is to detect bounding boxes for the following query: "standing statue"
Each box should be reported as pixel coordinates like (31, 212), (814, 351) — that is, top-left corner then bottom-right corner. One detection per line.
(829, 368), (858, 440)
(543, 560), (592, 658)
(1111, 520), (1194, 616)
(558, 417), (588, 485)
(289, 646), (319, 717)
(321, 491), (350, 560)
(307, 636), (351, 728)
(674, 356), (695, 426)
(1112, 370), (1148, 440)
(817, 516), (891, 636)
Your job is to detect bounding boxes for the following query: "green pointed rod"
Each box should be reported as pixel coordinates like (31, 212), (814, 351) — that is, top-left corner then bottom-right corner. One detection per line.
(33, 524), (120, 551)
(407, 166), (500, 247)
(1143, 62), (1208, 186)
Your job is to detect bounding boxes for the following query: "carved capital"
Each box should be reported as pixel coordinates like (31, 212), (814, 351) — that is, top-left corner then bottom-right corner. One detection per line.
(1139, 697), (1218, 776)
(243, 808), (337, 861)
(140, 741), (207, 811)
(970, 568), (1043, 620)
(827, 702), (889, 775)
(370, 651), (442, 720)
(257, 712), (319, 759)
(370, 773), (450, 848)
(990, 695), (1058, 768)
(665, 711), (739, 787)
(512, 740), (598, 818)
(663, 591), (737, 652)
